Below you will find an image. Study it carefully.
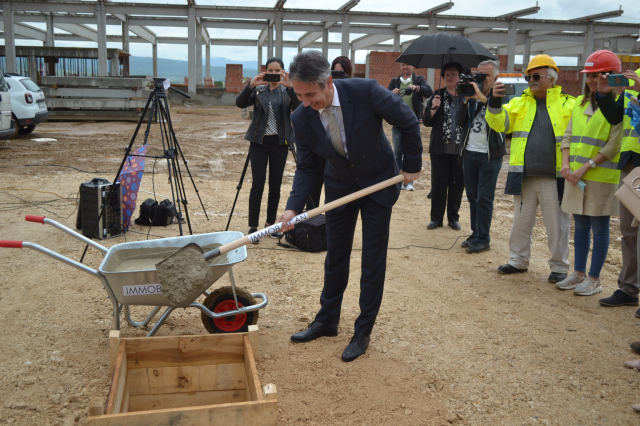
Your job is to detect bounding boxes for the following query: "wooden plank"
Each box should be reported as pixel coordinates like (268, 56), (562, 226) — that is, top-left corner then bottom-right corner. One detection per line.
(243, 336), (263, 402)
(88, 398), (104, 417)
(248, 325), (259, 360)
(124, 334), (245, 369)
(128, 363), (246, 396)
(87, 400), (278, 426)
(120, 376), (130, 414)
(128, 389), (246, 412)
(263, 383), (277, 401)
(105, 341), (128, 415)
(109, 330), (120, 372)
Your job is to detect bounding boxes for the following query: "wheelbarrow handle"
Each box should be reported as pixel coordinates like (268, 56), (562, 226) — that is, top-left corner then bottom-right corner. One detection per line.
(0, 240), (23, 248)
(24, 214), (108, 254)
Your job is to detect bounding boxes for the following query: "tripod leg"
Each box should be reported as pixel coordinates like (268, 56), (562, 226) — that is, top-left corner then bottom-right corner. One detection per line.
(226, 152), (251, 231)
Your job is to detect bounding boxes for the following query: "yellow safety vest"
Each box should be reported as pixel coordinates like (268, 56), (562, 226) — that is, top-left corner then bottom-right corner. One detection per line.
(486, 85), (575, 195)
(621, 71), (640, 154)
(569, 96), (621, 184)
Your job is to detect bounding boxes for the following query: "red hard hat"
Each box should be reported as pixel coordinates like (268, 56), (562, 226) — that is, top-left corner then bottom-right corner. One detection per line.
(581, 50), (621, 74)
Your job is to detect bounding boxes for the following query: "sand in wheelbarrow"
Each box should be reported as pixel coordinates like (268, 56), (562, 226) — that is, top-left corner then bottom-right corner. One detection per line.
(103, 243), (230, 307)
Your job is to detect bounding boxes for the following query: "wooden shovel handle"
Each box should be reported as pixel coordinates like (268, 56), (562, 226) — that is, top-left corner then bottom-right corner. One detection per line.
(206, 171), (420, 259)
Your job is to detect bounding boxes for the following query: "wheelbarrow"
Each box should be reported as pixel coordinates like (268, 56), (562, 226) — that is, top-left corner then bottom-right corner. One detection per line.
(0, 215), (267, 337)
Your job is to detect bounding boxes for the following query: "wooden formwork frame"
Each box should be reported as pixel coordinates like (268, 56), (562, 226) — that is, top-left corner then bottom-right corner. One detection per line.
(88, 325), (277, 426)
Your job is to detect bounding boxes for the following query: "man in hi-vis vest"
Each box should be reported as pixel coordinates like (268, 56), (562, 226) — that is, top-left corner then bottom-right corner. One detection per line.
(486, 55), (575, 283)
(595, 65), (640, 313)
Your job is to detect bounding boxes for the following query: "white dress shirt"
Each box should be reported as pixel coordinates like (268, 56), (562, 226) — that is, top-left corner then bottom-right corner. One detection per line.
(318, 83), (348, 157)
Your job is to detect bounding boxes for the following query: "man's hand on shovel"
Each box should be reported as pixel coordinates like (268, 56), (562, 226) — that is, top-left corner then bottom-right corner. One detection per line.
(401, 169), (421, 186)
(277, 210), (298, 233)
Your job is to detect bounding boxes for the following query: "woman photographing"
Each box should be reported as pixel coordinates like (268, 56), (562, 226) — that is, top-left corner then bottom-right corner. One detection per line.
(236, 57), (301, 240)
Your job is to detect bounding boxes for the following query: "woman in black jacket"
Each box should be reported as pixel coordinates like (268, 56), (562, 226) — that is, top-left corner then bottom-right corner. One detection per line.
(236, 57), (301, 240)
(423, 62), (465, 231)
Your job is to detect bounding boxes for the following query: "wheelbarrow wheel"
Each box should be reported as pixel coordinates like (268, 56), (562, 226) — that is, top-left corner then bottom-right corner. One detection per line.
(201, 286), (259, 334)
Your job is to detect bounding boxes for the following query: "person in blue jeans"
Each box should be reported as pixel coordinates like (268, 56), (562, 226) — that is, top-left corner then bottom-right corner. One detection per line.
(457, 60), (506, 253)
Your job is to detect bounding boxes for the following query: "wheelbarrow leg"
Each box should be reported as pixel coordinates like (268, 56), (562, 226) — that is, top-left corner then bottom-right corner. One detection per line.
(124, 305), (163, 328)
(146, 307), (175, 337)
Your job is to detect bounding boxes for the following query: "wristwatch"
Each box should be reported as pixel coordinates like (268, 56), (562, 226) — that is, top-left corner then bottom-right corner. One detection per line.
(588, 159), (596, 168)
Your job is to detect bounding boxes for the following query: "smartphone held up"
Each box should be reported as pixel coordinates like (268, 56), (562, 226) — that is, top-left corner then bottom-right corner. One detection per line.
(263, 73), (281, 83)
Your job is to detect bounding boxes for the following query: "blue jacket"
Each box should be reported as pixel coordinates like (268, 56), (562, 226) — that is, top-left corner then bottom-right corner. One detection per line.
(285, 78), (423, 214)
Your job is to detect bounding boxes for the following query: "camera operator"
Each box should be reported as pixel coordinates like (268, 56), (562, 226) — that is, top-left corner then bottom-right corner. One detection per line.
(423, 62), (465, 230)
(457, 60), (506, 254)
(236, 57), (301, 240)
(388, 63), (433, 191)
(487, 55), (575, 282)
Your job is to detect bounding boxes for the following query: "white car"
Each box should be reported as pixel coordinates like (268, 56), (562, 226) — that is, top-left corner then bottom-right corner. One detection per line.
(4, 73), (48, 139)
(0, 73), (13, 139)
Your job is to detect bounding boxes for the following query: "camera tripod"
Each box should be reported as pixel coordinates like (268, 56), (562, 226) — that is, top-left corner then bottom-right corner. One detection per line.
(80, 77), (208, 262)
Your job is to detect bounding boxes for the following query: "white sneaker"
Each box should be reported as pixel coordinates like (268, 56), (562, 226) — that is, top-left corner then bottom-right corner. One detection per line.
(556, 272), (584, 290)
(401, 183), (407, 190)
(573, 276), (602, 296)
(406, 182), (415, 191)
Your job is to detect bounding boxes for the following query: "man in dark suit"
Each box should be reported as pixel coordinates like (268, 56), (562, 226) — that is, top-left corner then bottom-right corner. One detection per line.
(277, 51), (423, 362)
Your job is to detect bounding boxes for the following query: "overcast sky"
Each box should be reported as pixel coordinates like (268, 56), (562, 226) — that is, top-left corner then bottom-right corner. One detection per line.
(11, 0), (640, 68)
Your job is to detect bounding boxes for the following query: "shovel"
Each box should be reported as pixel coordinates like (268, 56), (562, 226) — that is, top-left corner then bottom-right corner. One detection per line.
(156, 171), (420, 289)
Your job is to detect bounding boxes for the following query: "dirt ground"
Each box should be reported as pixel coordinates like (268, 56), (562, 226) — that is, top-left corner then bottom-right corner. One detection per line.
(1, 105), (639, 426)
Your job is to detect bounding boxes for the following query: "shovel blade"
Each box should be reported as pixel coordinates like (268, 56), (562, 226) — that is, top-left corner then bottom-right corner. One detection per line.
(155, 243), (212, 307)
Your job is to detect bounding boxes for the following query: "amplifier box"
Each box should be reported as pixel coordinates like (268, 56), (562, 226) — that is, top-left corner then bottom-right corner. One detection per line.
(77, 178), (124, 240)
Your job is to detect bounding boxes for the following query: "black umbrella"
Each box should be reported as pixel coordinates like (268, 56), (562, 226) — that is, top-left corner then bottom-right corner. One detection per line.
(396, 33), (497, 70)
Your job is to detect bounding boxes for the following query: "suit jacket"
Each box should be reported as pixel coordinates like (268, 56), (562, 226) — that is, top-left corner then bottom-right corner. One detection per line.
(285, 78), (423, 214)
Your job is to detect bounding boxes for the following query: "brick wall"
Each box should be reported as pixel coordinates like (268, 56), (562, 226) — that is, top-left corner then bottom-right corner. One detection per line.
(260, 65), (266, 73)
(620, 56), (640, 73)
(368, 52), (430, 87)
(225, 64), (243, 93)
(354, 64), (365, 78)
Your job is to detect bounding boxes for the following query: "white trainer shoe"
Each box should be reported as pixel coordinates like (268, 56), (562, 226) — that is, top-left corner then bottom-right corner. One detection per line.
(573, 276), (602, 296)
(406, 182), (415, 191)
(556, 272), (585, 290)
(401, 183), (407, 190)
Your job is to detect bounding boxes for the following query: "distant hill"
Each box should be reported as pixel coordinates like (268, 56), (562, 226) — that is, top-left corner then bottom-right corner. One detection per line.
(129, 56), (258, 82)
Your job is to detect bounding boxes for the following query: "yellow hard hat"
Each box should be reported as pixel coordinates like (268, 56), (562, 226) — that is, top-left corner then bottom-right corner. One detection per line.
(525, 54), (559, 74)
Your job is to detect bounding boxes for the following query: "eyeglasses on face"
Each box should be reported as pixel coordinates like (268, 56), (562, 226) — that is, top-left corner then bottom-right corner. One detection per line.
(524, 74), (553, 82)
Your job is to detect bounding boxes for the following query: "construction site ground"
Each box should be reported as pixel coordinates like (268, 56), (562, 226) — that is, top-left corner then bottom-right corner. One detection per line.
(0, 104), (639, 426)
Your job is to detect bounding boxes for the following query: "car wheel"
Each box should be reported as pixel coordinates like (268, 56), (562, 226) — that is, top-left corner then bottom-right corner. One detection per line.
(2, 117), (20, 140)
(18, 125), (36, 135)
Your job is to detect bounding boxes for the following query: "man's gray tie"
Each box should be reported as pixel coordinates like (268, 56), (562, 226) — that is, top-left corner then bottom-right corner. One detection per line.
(322, 106), (346, 158)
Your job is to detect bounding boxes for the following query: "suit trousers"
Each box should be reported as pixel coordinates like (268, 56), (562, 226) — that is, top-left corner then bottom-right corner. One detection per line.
(618, 163), (640, 297)
(248, 135), (288, 227)
(314, 195), (393, 336)
(430, 152), (465, 223)
(508, 177), (570, 273)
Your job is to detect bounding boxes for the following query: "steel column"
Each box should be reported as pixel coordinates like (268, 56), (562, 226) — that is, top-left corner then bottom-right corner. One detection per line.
(122, 20), (130, 53)
(152, 42), (158, 77)
(96, 1), (108, 76)
(523, 32), (531, 67)
(206, 41), (211, 78)
(275, 11), (283, 59)
(393, 30), (400, 52)
(257, 42), (263, 71)
(506, 20), (517, 72)
(45, 13), (55, 47)
(341, 13), (350, 57)
(582, 23), (595, 66)
(350, 47), (356, 67)
(267, 21), (273, 58)
(187, 5), (197, 95)
(196, 20), (203, 86)
(2, 1), (16, 73)
(322, 24), (329, 58)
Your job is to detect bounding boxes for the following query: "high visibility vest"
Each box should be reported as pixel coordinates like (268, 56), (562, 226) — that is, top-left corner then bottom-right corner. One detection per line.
(569, 96), (621, 184)
(486, 85), (575, 195)
(621, 83), (640, 154)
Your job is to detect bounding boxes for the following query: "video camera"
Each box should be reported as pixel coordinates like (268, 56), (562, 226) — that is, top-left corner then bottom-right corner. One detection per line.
(457, 73), (487, 97)
(398, 87), (414, 96)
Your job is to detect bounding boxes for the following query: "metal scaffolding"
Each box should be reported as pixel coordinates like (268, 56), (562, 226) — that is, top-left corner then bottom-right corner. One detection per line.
(1, 0), (639, 95)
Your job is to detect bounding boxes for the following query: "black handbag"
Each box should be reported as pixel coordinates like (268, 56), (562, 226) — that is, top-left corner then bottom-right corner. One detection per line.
(135, 198), (177, 227)
(283, 214), (327, 252)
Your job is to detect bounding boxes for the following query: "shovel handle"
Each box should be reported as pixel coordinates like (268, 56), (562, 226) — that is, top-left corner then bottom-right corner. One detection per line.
(205, 171), (418, 259)
(26, 215), (46, 224)
(0, 240), (23, 248)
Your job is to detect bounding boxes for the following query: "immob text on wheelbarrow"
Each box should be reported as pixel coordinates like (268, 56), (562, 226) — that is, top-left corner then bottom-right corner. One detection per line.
(0, 215), (268, 337)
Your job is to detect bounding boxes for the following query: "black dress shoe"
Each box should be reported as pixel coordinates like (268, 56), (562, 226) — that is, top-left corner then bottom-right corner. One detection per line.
(466, 241), (490, 254)
(548, 272), (567, 283)
(448, 221), (461, 230)
(599, 289), (640, 307)
(341, 333), (370, 362)
(497, 264), (528, 274)
(461, 237), (475, 248)
(291, 321), (338, 343)
(427, 221), (443, 230)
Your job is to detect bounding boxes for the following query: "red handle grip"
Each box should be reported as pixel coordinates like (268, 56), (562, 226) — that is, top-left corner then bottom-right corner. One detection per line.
(0, 240), (23, 248)
(25, 215), (46, 224)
